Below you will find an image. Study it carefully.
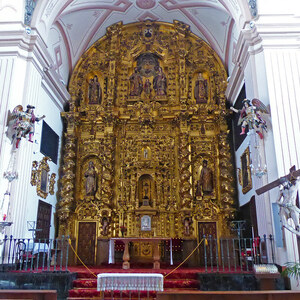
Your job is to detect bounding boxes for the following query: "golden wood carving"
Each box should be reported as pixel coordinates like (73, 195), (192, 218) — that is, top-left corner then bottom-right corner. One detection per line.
(59, 21), (236, 242)
(49, 173), (56, 195)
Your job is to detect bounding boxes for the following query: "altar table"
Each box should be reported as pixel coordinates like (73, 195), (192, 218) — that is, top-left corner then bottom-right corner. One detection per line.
(109, 238), (173, 269)
(97, 273), (164, 292)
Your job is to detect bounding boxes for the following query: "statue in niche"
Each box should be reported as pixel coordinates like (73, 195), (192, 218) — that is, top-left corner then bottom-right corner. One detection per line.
(153, 67), (167, 96)
(144, 78), (152, 96)
(144, 148), (148, 159)
(101, 217), (109, 236)
(196, 159), (213, 196)
(183, 217), (192, 236)
(84, 161), (97, 196)
(194, 73), (208, 104)
(129, 67), (143, 96)
(142, 181), (150, 206)
(139, 175), (153, 207)
(142, 147), (150, 159)
(88, 75), (102, 104)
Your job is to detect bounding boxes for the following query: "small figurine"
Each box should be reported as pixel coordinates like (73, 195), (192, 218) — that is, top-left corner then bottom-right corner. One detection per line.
(183, 217), (192, 236)
(6, 105), (45, 148)
(277, 177), (300, 235)
(101, 217), (109, 236)
(194, 73), (208, 104)
(144, 78), (152, 95)
(230, 98), (269, 139)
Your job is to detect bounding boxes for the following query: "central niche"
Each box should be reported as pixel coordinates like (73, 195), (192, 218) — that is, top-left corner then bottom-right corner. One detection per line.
(138, 174), (154, 207)
(129, 53), (167, 100)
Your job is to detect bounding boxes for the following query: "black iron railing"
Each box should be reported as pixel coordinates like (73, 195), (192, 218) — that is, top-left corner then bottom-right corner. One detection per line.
(199, 234), (275, 272)
(0, 234), (276, 273)
(0, 235), (70, 272)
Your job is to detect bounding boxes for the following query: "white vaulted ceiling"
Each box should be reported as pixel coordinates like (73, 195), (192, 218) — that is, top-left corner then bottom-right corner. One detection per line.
(33, 0), (252, 79)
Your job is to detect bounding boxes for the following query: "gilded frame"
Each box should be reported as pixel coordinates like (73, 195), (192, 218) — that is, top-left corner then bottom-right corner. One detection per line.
(36, 157), (51, 199)
(239, 147), (252, 194)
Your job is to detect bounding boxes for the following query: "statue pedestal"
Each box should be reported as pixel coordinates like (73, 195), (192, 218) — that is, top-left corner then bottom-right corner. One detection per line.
(0, 221), (12, 235)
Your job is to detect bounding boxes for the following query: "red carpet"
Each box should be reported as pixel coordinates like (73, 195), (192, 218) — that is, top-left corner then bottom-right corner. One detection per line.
(67, 265), (252, 299)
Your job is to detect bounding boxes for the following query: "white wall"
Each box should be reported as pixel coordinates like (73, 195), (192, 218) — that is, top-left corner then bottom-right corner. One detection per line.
(0, 0), (69, 239)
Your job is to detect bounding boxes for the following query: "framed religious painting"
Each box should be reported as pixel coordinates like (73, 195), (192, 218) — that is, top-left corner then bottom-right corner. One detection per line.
(238, 147), (252, 194)
(141, 215), (151, 231)
(36, 157), (51, 199)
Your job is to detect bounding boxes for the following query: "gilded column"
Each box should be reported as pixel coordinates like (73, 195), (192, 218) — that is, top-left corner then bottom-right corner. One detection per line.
(58, 114), (77, 236)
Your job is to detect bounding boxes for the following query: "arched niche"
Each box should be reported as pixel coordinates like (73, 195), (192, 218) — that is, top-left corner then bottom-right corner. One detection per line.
(138, 174), (155, 207)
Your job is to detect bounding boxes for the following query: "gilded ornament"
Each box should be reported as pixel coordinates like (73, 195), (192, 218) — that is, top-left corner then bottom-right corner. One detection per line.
(60, 20), (235, 246)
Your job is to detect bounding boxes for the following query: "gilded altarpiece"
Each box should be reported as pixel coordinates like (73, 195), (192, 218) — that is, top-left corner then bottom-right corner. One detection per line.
(58, 21), (235, 264)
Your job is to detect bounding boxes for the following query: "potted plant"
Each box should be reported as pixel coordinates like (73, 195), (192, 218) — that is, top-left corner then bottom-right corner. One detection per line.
(281, 262), (300, 281)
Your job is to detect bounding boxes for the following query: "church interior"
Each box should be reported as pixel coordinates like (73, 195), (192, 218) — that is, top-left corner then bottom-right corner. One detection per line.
(0, 0), (300, 299)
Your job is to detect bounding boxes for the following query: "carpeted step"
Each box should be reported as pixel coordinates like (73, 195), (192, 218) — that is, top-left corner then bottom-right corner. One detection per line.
(73, 279), (97, 288)
(75, 270), (198, 280)
(72, 278), (199, 289)
(69, 288), (157, 298)
(164, 279), (199, 289)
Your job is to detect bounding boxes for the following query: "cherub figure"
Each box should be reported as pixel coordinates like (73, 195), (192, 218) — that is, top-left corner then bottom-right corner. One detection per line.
(277, 177), (300, 235)
(6, 105), (45, 148)
(230, 98), (269, 139)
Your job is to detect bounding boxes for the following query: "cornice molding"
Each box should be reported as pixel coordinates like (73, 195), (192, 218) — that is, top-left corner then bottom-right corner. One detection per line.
(0, 22), (70, 105)
(226, 25), (262, 102)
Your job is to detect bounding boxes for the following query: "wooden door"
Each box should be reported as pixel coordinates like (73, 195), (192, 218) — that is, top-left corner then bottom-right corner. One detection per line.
(77, 222), (96, 265)
(198, 222), (217, 266)
(36, 200), (52, 242)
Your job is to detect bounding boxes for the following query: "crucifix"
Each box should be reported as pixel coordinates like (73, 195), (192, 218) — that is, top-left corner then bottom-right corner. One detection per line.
(256, 165), (300, 235)
(256, 166), (300, 195)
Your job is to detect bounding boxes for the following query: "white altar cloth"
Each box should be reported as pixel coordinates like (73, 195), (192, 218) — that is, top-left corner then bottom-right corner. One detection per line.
(97, 273), (164, 291)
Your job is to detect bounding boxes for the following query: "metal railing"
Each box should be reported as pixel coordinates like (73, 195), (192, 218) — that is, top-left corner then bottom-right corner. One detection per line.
(199, 234), (275, 272)
(0, 235), (70, 272)
(0, 234), (276, 273)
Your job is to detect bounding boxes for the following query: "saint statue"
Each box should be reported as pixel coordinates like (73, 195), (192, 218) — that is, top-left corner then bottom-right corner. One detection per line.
(84, 161), (97, 196)
(143, 148), (148, 159)
(144, 78), (152, 95)
(194, 73), (208, 104)
(88, 75), (102, 104)
(129, 68), (143, 96)
(101, 217), (109, 236)
(153, 67), (167, 96)
(196, 159), (213, 196)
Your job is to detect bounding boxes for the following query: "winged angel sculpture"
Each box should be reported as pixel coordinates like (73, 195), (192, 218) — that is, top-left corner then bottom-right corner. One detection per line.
(6, 105), (45, 148)
(230, 98), (269, 139)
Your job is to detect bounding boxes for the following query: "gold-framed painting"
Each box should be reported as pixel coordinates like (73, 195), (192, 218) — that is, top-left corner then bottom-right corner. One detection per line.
(35, 157), (51, 199)
(238, 147), (252, 194)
